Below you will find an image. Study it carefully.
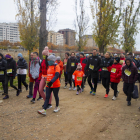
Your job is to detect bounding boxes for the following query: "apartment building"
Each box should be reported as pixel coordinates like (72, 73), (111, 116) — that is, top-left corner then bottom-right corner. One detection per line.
(82, 35), (96, 47)
(0, 23), (20, 43)
(58, 28), (76, 46)
(48, 31), (64, 46)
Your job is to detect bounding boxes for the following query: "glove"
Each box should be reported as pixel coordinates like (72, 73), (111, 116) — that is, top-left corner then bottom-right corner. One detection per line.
(47, 81), (53, 88)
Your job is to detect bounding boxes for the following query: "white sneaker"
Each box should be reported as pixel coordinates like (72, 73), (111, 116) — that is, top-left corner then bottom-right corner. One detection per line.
(69, 87), (72, 90)
(54, 107), (60, 113)
(38, 109), (46, 115)
(63, 86), (67, 89)
(76, 91), (79, 95)
(73, 87), (76, 91)
(116, 91), (119, 97)
(112, 96), (116, 100)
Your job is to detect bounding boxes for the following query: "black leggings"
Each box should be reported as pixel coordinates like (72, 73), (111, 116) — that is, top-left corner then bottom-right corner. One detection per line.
(44, 87), (60, 110)
(123, 83), (134, 101)
(77, 85), (81, 91)
(102, 77), (110, 94)
(5, 75), (18, 95)
(18, 74), (28, 91)
(111, 82), (118, 97)
(68, 72), (75, 87)
(88, 75), (98, 92)
(64, 72), (68, 86)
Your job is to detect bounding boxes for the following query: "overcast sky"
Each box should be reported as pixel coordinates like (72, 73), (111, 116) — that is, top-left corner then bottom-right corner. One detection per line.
(0, 0), (140, 51)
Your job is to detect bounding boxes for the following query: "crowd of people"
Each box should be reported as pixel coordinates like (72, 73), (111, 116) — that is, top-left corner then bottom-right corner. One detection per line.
(0, 47), (140, 116)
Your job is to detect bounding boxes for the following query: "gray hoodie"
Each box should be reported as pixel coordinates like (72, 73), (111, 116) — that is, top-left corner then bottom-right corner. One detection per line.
(30, 60), (41, 79)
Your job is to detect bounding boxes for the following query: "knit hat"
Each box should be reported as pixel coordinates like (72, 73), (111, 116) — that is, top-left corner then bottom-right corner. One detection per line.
(42, 46), (49, 56)
(18, 53), (23, 58)
(5, 54), (11, 59)
(76, 53), (80, 57)
(48, 55), (56, 62)
(114, 54), (117, 57)
(56, 56), (61, 61)
(86, 54), (89, 57)
(80, 52), (84, 56)
(115, 57), (120, 63)
(77, 63), (82, 69)
(52, 53), (55, 56)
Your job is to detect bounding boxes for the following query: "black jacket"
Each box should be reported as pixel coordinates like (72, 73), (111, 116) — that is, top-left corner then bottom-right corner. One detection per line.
(66, 57), (78, 73)
(101, 57), (114, 78)
(17, 58), (28, 69)
(0, 55), (7, 81)
(85, 55), (101, 78)
(6, 58), (17, 77)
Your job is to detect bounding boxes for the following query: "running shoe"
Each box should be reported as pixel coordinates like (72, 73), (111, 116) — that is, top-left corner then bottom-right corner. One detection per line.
(116, 90), (119, 97)
(63, 86), (67, 89)
(112, 96), (116, 100)
(90, 88), (94, 94)
(73, 87), (76, 91)
(3, 95), (9, 99)
(26, 95), (33, 98)
(76, 91), (79, 95)
(47, 104), (52, 109)
(38, 109), (46, 115)
(127, 101), (131, 106)
(54, 107), (60, 113)
(69, 87), (72, 90)
(92, 92), (96, 96)
(104, 94), (108, 98)
(31, 98), (35, 103)
(16, 89), (21, 96)
(37, 97), (43, 101)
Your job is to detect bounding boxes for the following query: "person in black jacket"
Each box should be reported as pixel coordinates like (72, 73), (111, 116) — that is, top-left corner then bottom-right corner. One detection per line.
(0, 53), (7, 95)
(17, 53), (28, 96)
(66, 52), (78, 90)
(85, 49), (101, 95)
(3, 54), (18, 99)
(101, 52), (114, 98)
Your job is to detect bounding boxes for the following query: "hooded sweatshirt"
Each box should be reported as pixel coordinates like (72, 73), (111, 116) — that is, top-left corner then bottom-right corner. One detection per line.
(122, 58), (138, 83)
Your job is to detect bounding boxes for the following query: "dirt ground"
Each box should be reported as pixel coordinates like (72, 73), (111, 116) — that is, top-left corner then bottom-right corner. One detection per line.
(0, 80), (140, 140)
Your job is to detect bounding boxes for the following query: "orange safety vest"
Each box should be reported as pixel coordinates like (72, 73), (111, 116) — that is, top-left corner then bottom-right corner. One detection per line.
(46, 65), (60, 88)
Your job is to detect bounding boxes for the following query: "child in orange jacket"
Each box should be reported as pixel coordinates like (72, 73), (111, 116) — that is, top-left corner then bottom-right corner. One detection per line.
(55, 56), (63, 79)
(73, 63), (85, 95)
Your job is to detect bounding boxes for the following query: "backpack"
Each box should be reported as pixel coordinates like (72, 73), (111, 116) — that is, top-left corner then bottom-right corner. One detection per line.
(132, 85), (139, 99)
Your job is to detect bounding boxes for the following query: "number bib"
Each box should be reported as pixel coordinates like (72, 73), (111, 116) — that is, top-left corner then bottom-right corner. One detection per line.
(71, 63), (75, 67)
(111, 68), (116, 73)
(7, 69), (12, 74)
(102, 67), (108, 71)
(64, 62), (67, 65)
(124, 69), (131, 76)
(89, 64), (94, 70)
(77, 77), (82, 81)
(0, 71), (4, 75)
(120, 60), (124, 63)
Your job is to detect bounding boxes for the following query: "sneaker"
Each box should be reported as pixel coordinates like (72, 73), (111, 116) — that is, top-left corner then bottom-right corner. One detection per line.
(82, 88), (84, 92)
(38, 109), (46, 115)
(37, 97), (43, 101)
(127, 101), (131, 106)
(73, 87), (76, 91)
(112, 96), (116, 100)
(90, 89), (94, 94)
(26, 95), (33, 98)
(47, 104), (52, 109)
(16, 90), (21, 96)
(31, 98), (35, 103)
(54, 107), (60, 113)
(3, 95), (9, 99)
(76, 91), (79, 95)
(63, 86), (67, 89)
(2, 93), (6, 96)
(104, 94), (108, 98)
(92, 91), (96, 96)
(116, 91), (119, 97)
(69, 87), (72, 90)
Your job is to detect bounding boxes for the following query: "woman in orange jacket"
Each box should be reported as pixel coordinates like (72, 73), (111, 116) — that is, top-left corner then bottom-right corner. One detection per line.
(73, 63), (85, 95)
(55, 56), (63, 80)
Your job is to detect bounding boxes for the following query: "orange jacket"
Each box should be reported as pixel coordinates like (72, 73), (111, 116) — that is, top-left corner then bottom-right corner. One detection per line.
(55, 60), (63, 72)
(73, 70), (84, 86)
(46, 65), (60, 88)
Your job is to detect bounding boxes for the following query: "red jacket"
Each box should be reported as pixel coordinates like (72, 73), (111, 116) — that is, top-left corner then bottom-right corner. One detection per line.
(110, 63), (122, 83)
(38, 59), (47, 80)
(80, 57), (87, 73)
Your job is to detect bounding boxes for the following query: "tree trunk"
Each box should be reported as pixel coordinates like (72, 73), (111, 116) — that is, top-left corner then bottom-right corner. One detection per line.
(39, 0), (47, 60)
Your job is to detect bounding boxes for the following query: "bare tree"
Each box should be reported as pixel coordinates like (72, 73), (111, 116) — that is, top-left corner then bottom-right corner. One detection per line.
(74, 0), (89, 51)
